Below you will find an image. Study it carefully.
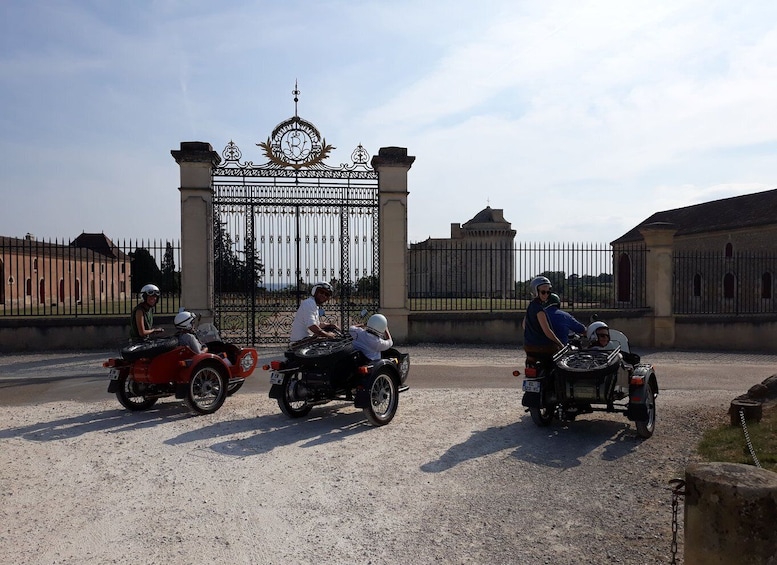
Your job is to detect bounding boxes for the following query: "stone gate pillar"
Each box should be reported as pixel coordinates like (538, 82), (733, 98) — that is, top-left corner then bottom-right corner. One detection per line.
(371, 147), (415, 343)
(170, 142), (221, 324)
(639, 222), (676, 348)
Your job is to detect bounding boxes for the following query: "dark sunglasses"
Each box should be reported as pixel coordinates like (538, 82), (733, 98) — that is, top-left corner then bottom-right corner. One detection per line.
(539, 289), (552, 295)
(596, 332), (610, 339)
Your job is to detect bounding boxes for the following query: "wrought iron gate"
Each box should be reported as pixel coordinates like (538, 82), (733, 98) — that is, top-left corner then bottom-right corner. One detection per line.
(211, 103), (379, 346)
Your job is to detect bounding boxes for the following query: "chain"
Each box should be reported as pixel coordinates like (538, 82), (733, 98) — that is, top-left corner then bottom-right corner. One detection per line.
(739, 407), (762, 468)
(668, 479), (685, 565)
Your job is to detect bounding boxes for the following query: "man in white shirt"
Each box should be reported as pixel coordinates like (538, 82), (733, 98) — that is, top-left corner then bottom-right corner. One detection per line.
(290, 281), (339, 344)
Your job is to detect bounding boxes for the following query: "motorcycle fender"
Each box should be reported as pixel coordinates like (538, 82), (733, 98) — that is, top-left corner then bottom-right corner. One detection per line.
(268, 383), (284, 400)
(107, 380), (119, 393)
(353, 387), (370, 409)
(626, 403), (648, 421)
(522, 391), (542, 408)
(174, 383), (188, 399)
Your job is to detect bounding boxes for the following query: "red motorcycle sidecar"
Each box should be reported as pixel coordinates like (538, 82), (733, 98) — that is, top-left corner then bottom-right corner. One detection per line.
(104, 337), (258, 415)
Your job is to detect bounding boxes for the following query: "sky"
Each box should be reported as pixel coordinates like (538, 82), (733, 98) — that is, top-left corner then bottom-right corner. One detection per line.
(2, 0), (777, 246)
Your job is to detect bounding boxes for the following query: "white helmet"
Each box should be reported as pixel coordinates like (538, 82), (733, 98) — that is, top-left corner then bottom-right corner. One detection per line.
(140, 283), (160, 300)
(311, 281), (333, 296)
(529, 276), (551, 297)
(174, 311), (197, 331)
(587, 321), (609, 341)
(366, 314), (388, 336)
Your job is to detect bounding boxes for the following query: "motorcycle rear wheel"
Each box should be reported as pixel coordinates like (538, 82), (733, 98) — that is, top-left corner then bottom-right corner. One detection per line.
(278, 374), (313, 418)
(115, 374), (158, 411)
(529, 405), (554, 426)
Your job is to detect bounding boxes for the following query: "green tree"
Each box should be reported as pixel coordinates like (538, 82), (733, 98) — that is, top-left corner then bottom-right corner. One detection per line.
(160, 241), (179, 293)
(129, 248), (162, 294)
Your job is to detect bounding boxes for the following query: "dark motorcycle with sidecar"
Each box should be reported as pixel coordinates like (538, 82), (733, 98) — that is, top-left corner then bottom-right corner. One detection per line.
(265, 332), (410, 426)
(518, 328), (659, 438)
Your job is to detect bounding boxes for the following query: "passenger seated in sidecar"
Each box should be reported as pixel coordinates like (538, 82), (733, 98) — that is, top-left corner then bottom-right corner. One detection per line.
(586, 321), (640, 365)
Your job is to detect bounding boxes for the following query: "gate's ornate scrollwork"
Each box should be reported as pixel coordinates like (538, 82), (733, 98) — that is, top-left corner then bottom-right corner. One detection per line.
(212, 85), (379, 346)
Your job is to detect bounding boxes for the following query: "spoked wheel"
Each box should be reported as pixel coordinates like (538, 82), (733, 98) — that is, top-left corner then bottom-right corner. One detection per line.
(555, 349), (620, 380)
(185, 364), (228, 415)
(278, 373), (313, 418)
(635, 381), (658, 439)
(529, 404), (554, 426)
(115, 373), (158, 411)
(363, 369), (398, 426)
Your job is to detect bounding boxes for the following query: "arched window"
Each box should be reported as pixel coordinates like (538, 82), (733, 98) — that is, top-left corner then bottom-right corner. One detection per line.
(762, 272), (773, 300)
(25, 278), (32, 296)
(723, 273), (735, 299)
(38, 278), (45, 304)
(725, 243), (733, 257)
(617, 253), (631, 302)
(59, 278), (65, 302)
(693, 274), (702, 297)
(75, 279), (82, 304)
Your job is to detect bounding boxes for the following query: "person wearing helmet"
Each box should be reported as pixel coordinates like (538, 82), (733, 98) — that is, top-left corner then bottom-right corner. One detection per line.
(587, 321), (615, 350)
(543, 293), (586, 345)
(174, 310), (207, 354)
(290, 281), (340, 344)
(522, 276), (564, 354)
(348, 313), (393, 361)
(129, 283), (164, 343)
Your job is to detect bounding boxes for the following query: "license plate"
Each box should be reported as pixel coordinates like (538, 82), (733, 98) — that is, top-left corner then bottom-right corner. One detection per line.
(270, 372), (285, 385)
(109, 368), (120, 380)
(522, 379), (541, 393)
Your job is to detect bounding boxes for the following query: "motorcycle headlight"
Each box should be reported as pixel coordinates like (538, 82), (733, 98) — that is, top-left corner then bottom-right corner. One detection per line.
(240, 351), (256, 372)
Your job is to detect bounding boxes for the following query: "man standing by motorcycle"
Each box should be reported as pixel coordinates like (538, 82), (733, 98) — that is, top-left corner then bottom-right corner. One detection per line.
(290, 281), (340, 345)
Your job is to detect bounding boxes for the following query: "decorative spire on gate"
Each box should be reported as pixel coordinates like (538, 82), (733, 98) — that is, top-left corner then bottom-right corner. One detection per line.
(257, 81), (335, 170)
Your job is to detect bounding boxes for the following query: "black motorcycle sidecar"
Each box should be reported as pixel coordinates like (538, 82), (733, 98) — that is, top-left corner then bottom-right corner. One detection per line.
(266, 335), (410, 426)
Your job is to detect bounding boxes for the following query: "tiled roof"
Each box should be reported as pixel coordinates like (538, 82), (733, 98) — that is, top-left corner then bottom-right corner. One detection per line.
(612, 188), (777, 244)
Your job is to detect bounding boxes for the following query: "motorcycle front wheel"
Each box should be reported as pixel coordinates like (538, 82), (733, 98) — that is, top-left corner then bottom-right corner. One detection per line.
(115, 374), (158, 411)
(635, 381), (658, 439)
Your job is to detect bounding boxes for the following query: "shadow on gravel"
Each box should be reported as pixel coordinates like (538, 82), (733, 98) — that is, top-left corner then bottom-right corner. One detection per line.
(421, 415), (641, 473)
(165, 403), (376, 457)
(0, 404), (191, 442)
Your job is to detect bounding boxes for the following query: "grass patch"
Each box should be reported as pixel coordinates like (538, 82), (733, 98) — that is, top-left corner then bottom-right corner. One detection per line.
(697, 403), (777, 472)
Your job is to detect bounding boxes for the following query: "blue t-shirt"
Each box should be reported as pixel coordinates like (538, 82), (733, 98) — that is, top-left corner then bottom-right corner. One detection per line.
(545, 307), (586, 345)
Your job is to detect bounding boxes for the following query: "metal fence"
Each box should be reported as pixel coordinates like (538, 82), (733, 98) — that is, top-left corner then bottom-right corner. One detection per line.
(674, 250), (777, 314)
(408, 241), (649, 312)
(0, 235), (181, 317)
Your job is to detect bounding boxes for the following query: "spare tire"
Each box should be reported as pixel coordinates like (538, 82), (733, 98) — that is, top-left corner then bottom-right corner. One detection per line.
(555, 349), (621, 380)
(121, 337), (178, 362)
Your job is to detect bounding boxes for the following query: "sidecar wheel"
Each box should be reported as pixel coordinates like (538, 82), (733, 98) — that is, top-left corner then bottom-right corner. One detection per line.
(278, 374), (313, 418)
(115, 374), (158, 411)
(529, 405), (554, 427)
(185, 364), (228, 415)
(635, 381), (658, 439)
(363, 369), (398, 426)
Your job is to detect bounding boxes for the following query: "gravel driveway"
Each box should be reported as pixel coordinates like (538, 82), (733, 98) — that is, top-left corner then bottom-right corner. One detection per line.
(1, 346), (774, 565)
